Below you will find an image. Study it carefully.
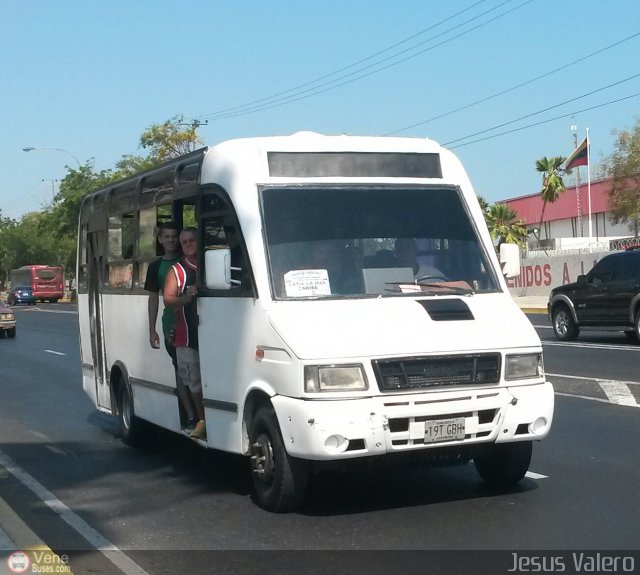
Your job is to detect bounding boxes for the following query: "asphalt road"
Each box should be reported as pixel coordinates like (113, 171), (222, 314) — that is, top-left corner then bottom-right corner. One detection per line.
(1, 305), (639, 575)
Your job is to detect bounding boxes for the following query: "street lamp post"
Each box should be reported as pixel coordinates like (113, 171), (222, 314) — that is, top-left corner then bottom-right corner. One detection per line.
(22, 146), (81, 166)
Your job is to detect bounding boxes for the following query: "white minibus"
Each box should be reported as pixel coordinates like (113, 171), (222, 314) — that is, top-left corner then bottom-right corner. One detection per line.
(78, 132), (553, 512)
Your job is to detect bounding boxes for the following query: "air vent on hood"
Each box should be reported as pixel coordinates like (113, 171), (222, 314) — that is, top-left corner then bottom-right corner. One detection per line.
(417, 298), (474, 321)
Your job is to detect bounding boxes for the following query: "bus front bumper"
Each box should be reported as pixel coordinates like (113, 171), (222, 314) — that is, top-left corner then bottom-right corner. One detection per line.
(272, 382), (554, 461)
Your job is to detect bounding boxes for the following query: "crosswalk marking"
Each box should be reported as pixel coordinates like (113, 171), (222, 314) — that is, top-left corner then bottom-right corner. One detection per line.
(525, 471), (547, 479)
(598, 380), (638, 407)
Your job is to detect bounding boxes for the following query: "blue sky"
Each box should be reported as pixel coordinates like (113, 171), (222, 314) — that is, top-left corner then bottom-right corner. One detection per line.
(1, 0), (639, 219)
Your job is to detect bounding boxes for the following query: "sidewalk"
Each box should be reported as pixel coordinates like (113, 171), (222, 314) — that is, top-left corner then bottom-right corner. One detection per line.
(512, 295), (548, 314)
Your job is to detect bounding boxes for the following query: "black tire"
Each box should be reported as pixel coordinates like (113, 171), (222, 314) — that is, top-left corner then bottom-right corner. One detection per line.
(249, 406), (309, 512)
(552, 304), (579, 341)
(7, 328), (16, 338)
(118, 378), (144, 446)
(474, 441), (532, 488)
(633, 310), (640, 343)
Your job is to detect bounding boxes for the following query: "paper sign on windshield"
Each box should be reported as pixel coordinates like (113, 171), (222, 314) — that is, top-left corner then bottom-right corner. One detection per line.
(284, 269), (331, 297)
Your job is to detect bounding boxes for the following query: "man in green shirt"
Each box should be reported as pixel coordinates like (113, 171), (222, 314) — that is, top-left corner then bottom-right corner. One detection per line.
(144, 222), (196, 431)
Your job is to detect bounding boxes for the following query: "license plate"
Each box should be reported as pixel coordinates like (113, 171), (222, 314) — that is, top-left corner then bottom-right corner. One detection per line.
(424, 418), (465, 443)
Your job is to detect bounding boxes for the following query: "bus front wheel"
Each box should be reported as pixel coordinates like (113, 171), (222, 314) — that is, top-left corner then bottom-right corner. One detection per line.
(474, 441), (532, 488)
(249, 406), (309, 513)
(118, 378), (144, 446)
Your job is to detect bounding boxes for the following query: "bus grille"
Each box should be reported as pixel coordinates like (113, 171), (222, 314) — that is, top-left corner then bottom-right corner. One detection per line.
(372, 353), (501, 392)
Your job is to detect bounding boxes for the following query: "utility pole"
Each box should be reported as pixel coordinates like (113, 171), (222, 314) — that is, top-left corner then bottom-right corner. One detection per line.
(571, 124), (583, 237)
(42, 179), (59, 202)
(179, 119), (208, 130)
(178, 119), (208, 151)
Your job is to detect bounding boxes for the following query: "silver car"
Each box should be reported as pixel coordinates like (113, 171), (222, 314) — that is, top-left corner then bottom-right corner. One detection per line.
(0, 300), (16, 338)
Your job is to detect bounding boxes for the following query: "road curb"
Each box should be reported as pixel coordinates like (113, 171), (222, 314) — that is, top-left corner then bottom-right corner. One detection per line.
(520, 308), (547, 314)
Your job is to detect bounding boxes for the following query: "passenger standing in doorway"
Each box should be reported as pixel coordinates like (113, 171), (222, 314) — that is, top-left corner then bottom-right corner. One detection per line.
(144, 222), (197, 432)
(163, 228), (206, 440)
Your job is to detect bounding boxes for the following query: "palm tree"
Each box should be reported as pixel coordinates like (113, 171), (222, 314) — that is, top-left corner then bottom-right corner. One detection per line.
(485, 203), (527, 247)
(477, 195), (491, 228)
(535, 156), (570, 239)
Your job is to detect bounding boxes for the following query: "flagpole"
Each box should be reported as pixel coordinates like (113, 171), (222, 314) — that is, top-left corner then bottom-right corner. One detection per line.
(587, 128), (592, 245)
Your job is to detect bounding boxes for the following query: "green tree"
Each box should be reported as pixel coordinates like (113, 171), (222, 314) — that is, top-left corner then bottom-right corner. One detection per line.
(36, 116), (204, 275)
(605, 119), (640, 236)
(535, 156), (569, 239)
(0, 212), (62, 286)
(485, 203), (527, 247)
(139, 115), (204, 162)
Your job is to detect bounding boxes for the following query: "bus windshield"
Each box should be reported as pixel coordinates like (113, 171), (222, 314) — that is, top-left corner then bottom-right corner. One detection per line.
(262, 186), (499, 300)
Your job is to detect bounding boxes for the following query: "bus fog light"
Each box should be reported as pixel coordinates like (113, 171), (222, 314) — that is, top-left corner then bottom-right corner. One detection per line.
(324, 434), (349, 454)
(530, 417), (548, 435)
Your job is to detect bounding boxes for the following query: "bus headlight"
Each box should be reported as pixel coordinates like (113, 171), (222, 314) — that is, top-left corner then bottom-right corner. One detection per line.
(505, 353), (543, 380)
(304, 365), (368, 392)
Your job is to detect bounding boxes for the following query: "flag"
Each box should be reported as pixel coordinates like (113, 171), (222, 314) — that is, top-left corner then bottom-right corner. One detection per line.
(565, 136), (589, 170)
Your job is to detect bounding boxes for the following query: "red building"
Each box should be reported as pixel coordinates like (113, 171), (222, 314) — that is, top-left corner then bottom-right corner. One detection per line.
(498, 177), (627, 242)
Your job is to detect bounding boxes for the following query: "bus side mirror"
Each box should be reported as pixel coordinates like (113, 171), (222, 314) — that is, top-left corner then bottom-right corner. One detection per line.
(204, 247), (232, 290)
(499, 243), (520, 279)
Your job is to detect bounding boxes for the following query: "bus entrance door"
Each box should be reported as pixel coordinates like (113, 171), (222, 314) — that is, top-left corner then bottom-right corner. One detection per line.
(87, 231), (110, 410)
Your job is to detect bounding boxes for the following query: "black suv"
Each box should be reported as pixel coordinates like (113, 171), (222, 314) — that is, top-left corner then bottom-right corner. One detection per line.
(548, 248), (640, 341)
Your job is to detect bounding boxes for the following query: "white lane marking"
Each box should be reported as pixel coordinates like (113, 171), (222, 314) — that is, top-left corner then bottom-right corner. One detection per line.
(598, 380), (638, 407)
(554, 391), (635, 406)
(45, 350), (66, 356)
(547, 373), (639, 407)
(547, 373), (640, 407)
(525, 471), (547, 480)
(0, 449), (151, 575)
(44, 445), (68, 456)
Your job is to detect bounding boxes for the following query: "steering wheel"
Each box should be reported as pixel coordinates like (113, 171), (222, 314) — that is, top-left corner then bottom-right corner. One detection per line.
(416, 273), (449, 283)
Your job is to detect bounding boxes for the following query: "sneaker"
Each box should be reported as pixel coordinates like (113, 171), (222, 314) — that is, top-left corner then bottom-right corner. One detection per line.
(190, 420), (207, 440)
(184, 418), (197, 433)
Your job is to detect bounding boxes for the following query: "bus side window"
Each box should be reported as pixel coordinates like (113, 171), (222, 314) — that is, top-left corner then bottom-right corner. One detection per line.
(107, 213), (135, 290)
(199, 190), (256, 297)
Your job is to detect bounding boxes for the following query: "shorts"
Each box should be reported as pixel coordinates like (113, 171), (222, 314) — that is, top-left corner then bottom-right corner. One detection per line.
(176, 347), (202, 394)
(164, 338), (178, 369)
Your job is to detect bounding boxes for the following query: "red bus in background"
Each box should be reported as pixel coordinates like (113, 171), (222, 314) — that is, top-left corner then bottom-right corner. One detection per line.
(9, 265), (65, 302)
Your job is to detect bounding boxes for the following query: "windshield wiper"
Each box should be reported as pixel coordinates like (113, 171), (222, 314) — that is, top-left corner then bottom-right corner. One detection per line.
(411, 281), (475, 295)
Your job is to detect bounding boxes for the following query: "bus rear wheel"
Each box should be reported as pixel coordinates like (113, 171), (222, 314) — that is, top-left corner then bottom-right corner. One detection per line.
(118, 378), (144, 446)
(474, 441), (532, 488)
(249, 406), (309, 513)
